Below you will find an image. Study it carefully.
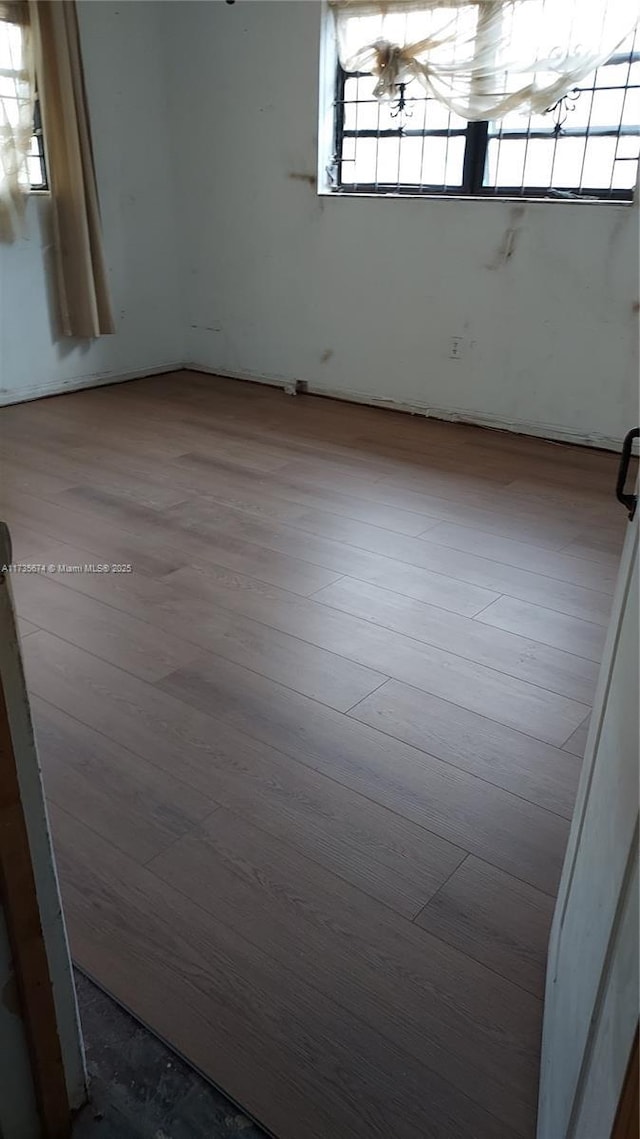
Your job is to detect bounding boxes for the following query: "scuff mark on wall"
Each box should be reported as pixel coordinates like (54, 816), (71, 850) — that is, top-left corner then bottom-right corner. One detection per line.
(603, 206), (633, 281)
(485, 227), (518, 269)
(485, 204), (526, 270)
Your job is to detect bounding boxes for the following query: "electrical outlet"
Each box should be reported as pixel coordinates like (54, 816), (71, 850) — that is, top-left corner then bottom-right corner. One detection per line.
(449, 337), (463, 360)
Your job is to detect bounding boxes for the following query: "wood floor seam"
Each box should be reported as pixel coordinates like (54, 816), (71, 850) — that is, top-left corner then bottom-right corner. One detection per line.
(308, 584), (598, 697)
(29, 692), (233, 809)
(468, 593), (507, 619)
(9, 457), (614, 615)
(155, 653), (581, 823)
(346, 678), (589, 787)
(415, 525), (618, 584)
(414, 924), (546, 1005)
(140, 804), (223, 868)
(346, 706), (579, 821)
(420, 851), (558, 902)
(55, 590), (387, 709)
(179, 801), (469, 929)
(558, 709), (593, 751)
(410, 852), (470, 922)
(146, 567), (596, 735)
(18, 596), (390, 718)
(191, 486), (445, 541)
(310, 568), (609, 653)
(347, 699), (580, 821)
(3, 372), (625, 1139)
(5, 480), (613, 624)
(139, 820), (537, 1138)
(60, 804), (521, 1137)
(342, 677), (393, 715)
(29, 670), (472, 896)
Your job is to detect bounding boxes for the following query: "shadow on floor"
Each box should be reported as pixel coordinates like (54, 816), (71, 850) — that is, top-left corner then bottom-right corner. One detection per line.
(72, 971), (268, 1139)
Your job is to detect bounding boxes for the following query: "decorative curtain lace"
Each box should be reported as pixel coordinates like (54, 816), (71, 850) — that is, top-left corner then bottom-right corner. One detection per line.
(0, 1), (34, 241)
(330, 0), (640, 121)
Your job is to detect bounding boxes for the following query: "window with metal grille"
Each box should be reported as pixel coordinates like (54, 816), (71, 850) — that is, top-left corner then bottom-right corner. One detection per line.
(331, 28), (639, 200)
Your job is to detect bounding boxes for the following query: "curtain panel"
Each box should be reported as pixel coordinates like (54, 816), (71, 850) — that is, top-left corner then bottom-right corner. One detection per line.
(0, 1), (114, 337)
(30, 0), (114, 336)
(329, 0), (640, 121)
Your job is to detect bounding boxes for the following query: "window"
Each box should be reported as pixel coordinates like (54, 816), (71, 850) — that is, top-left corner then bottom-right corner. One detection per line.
(0, 17), (47, 190)
(331, 29), (639, 200)
(28, 93), (47, 190)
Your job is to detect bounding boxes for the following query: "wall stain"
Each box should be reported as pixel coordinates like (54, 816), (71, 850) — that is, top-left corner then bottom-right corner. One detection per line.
(289, 172), (316, 186)
(602, 206), (633, 282)
(485, 204), (526, 270)
(320, 349), (333, 364)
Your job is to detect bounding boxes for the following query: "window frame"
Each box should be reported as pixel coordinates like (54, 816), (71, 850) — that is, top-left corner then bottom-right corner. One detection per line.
(0, 15), (48, 193)
(331, 48), (639, 202)
(29, 92), (49, 192)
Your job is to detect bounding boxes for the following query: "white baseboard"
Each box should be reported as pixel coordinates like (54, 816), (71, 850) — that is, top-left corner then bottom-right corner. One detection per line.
(184, 361), (295, 392)
(305, 384), (626, 452)
(1, 357), (627, 453)
(0, 362), (183, 407)
(185, 361), (627, 453)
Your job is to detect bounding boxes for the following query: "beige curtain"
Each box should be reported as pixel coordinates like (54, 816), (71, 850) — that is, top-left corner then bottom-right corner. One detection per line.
(0, 1), (34, 242)
(330, 0), (640, 121)
(30, 0), (114, 337)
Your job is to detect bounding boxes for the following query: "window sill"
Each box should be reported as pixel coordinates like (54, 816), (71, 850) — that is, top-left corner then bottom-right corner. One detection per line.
(317, 188), (635, 206)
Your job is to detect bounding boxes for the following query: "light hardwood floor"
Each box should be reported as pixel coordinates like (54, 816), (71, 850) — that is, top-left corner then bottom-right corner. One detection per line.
(0, 372), (629, 1139)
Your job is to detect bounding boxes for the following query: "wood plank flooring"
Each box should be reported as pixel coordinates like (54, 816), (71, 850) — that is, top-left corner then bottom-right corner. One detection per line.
(0, 371), (629, 1139)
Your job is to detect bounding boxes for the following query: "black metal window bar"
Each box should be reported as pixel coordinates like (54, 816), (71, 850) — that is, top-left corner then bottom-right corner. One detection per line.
(29, 93), (48, 191)
(331, 28), (639, 200)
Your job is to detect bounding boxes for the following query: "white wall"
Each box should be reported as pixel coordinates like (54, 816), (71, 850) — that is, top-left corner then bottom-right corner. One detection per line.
(0, 1), (184, 405)
(168, 0), (639, 449)
(1, 0), (637, 446)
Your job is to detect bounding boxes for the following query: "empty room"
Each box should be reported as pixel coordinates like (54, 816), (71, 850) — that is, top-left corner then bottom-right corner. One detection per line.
(0, 2), (638, 1138)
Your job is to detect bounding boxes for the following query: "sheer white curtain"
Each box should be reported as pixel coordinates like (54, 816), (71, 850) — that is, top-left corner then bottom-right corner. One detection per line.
(330, 0), (640, 120)
(0, 1), (34, 241)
